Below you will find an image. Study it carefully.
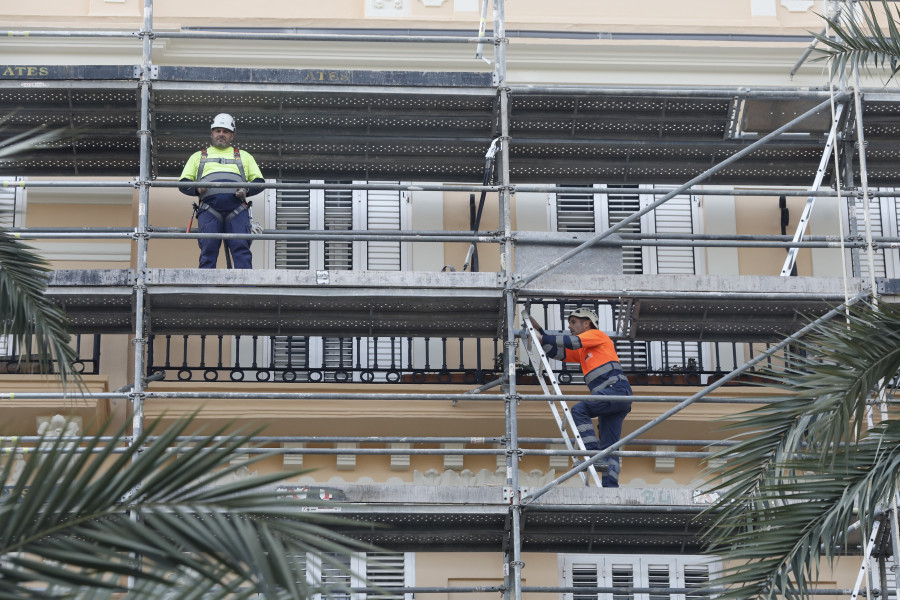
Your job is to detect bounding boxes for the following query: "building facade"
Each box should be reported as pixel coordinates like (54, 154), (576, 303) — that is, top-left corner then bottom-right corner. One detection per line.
(1, 1), (895, 598)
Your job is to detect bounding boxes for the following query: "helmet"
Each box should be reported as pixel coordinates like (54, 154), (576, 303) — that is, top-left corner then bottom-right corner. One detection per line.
(211, 113), (235, 132)
(569, 308), (599, 329)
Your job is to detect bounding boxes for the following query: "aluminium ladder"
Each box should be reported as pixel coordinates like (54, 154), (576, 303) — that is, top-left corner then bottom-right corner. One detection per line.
(521, 317), (603, 487)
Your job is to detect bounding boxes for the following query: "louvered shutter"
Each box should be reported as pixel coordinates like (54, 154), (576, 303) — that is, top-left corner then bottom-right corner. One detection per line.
(556, 186), (596, 232)
(563, 555), (719, 600)
(273, 184), (313, 373)
(648, 195), (696, 275)
(644, 194), (700, 371)
(274, 186), (311, 269)
(552, 187), (649, 371)
(647, 563), (672, 600)
(607, 188), (643, 275)
(366, 189), (402, 271)
(362, 189), (404, 375)
(682, 564), (711, 600)
(323, 184), (354, 271)
(272, 183), (407, 380)
(319, 552), (352, 600)
(611, 563), (635, 600)
(364, 552), (409, 600)
(320, 184), (354, 378)
(571, 563), (599, 600)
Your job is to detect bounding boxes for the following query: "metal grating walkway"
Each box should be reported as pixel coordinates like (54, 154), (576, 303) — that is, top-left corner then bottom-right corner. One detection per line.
(4, 66), (900, 185)
(46, 269), (868, 341)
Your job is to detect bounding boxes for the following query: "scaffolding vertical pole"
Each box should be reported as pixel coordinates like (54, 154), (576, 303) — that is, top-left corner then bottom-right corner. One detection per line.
(493, 1), (522, 599)
(891, 493), (900, 600)
(132, 0), (152, 441)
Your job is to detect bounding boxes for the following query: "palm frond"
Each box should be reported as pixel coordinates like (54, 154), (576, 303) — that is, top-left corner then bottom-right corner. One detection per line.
(0, 229), (79, 386)
(701, 300), (900, 600)
(813, 0), (900, 82)
(0, 415), (372, 599)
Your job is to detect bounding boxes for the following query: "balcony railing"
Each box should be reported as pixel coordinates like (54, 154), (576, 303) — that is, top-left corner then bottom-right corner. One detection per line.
(0, 334), (101, 376)
(145, 332), (784, 386)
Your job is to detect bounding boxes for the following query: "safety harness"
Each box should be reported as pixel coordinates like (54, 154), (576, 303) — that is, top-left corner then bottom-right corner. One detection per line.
(194, 147), (248, 223)
(196, 147), (246, 182)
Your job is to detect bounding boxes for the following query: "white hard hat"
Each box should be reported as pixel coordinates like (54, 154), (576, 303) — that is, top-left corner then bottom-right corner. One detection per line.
(569, 307), (599, 329)
(211, 113), (235, 132)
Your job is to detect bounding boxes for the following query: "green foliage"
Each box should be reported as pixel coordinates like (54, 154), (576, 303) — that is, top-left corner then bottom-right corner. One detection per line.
(0, 415), (371, 599)
(0, 113), (79, 386)
(702, 300), (900, 600)
(814, 0), (900, 82)
(0, 230), (79, 386)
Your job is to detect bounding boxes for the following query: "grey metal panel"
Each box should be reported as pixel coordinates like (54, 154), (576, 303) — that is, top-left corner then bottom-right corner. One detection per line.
(46, 269), (504, 337)
(157, 66), (493, 87)
(45, 269), (869, 341)
(519, 274), (868, 342)
(274, 484), (711, 553)
(515, 233), (623, 277)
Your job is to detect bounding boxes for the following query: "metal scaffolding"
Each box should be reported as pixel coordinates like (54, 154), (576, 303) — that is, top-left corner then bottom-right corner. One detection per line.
(2, 0), (898, 597)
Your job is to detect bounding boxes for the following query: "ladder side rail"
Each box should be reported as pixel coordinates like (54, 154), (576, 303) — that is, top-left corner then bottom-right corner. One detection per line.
(522, 318), (603, 487)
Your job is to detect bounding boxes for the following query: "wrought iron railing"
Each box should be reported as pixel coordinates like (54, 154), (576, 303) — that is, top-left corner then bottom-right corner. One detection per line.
(145, 331), (785, 386)
(0, 334), (101, 376)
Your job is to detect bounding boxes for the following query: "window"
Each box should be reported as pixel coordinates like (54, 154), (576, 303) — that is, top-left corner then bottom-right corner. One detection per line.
(300, 551), (413, 600)
(269, 181), (409, 380)
(549, 185), (704, 373)
(561, 554), (719, 600)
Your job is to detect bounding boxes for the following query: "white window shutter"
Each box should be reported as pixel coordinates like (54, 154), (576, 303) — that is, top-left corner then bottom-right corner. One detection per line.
(363, 552), (410, 600)
(605, 187), (643, 275)
(644, 194), (696, 275)
(323, 184), (354, 271)
(274, 185), (311, 270)
(610, 563), (636, 600)
(549, 186), (648, 370)
(569, 562), (599, 600)
(562, 555), (719, 600)
(366, 189), (402, 271)
(0, 180), (17, 228)
(273, 182), (409, 379)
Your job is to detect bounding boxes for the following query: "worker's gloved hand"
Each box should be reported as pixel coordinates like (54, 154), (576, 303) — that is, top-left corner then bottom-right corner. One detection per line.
(236, 188), (247, 202)
(196, 187), (207, 197)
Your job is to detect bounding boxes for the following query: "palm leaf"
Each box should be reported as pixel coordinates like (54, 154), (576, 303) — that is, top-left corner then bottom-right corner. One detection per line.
(0, 229), (79, 386)
(701, 300), (900, 600)
(0, 110), (79, 386)
(0, 414), (372, 599)
(813, 0), (900, 81)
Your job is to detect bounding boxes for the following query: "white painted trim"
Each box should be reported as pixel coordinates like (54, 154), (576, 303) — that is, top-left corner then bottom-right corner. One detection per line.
(26, 186), (133, 205)
(28, 241), (131, 261)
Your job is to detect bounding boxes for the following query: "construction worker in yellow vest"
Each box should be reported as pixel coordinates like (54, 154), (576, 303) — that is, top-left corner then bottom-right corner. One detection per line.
(179, 113), (264, 268)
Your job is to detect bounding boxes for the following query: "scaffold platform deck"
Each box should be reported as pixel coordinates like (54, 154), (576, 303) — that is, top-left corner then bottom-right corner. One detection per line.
(273, 484), (715, 553)
(4, 68), (900, 185)
(46, 269), (867, 341)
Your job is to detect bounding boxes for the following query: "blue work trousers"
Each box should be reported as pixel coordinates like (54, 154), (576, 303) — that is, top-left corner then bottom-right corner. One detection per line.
(197, 195), (252, 269)
(571, 379), (632, 488)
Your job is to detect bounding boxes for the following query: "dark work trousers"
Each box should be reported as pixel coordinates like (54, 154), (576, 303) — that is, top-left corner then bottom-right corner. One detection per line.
(571, 377), (632, 487)
(197, 194), (252, 269)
